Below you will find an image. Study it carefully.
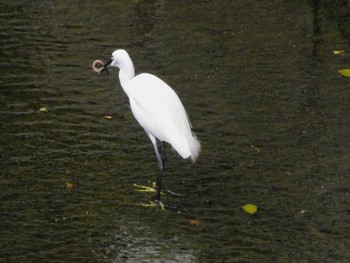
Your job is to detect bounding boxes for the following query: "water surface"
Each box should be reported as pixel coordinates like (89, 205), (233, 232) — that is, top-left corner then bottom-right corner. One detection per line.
(1, 0), (350, 262)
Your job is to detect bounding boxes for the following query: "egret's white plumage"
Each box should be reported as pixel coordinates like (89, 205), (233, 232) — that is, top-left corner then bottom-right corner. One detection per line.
(109, 49), (200, 161)
(101, 49), (200, 204)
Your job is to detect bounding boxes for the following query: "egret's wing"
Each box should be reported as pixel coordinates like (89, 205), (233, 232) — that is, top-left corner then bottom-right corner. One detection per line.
(128, 73), (195, 158)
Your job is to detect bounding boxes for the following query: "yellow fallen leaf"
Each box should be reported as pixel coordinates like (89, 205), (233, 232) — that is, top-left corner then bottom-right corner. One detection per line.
(338, 69), (350, 77)
(333, 50), (344, 55)
(242, 204), (257, 214)
(39, 107), (48, 112)
(104, 115), (113, 120)
(65, 182), (74, 189)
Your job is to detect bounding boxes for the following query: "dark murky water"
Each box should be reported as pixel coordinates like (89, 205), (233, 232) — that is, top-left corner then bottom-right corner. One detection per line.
(1, 0), (349, 262)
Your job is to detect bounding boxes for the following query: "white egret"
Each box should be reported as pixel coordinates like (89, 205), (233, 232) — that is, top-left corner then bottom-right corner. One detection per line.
(95, 49), (200, 206)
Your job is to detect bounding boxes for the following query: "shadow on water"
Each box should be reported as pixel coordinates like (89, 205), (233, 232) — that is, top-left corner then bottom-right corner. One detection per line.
(1, 0), (350, 262)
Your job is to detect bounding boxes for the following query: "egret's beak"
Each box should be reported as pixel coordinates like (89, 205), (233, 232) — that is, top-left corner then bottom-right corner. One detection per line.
(99, 58), (112, 75)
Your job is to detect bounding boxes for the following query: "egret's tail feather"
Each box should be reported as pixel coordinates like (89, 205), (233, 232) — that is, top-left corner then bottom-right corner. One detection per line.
(171, 131), (200, 162)
(189, 133), (200, 162)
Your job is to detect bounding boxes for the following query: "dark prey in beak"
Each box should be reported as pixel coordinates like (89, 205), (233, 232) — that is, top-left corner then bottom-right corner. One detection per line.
(99, 58), (112, 75)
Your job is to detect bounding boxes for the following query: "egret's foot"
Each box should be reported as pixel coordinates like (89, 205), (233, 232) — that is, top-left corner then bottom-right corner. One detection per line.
(156, 200), (166, 211)
(137, 200), (157, 208)
(136, 200), (166, 211)
(133, 183), (156, 193)
(165, 189), (184, 197)
(133, 182), (164, 195)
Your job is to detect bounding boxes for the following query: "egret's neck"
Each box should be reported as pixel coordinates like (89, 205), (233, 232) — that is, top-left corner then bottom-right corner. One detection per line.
(118, 58), (135, 92)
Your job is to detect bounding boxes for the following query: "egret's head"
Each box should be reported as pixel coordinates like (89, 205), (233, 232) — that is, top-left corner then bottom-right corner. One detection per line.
(100, 49), (130, 75)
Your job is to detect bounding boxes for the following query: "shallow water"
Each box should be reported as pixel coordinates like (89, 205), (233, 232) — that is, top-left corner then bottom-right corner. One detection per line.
(1, 0), (350, 262)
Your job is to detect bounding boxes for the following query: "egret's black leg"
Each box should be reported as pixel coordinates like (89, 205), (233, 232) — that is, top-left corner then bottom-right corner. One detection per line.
(155, 141), (166, 202)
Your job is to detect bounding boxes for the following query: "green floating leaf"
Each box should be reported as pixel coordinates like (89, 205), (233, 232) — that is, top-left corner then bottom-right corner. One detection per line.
(39, 107), (48, 112)
(338, 69), (350, 77)
(333, 50), (344, 55)
(242, 203), (257, 214)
